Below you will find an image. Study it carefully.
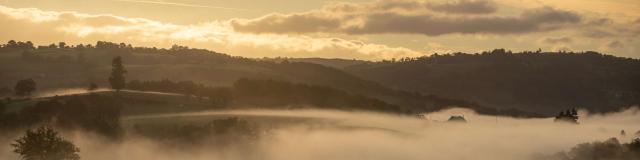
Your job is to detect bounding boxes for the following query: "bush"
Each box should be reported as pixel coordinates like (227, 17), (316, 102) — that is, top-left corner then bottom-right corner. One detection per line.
(11, 126), (80, 160)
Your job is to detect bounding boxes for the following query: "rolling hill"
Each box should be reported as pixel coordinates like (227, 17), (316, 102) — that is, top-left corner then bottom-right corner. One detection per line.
(343, 49), (640, 114)
(1, 41), (527, 116)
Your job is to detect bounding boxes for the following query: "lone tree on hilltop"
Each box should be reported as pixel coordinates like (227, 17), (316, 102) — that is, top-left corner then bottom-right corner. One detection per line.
(12, 126), (80, 160)
(109, 56), (126, 92)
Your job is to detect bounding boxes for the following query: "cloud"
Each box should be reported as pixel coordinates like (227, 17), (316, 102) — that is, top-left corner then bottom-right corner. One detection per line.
(232, 1), (582, 36)
(1, 1), (638, 59)
(0, 5), (420, 60)
(581, 29), (616, 38)
(424, 42), (452, 53)
(580, 18), (640, 39)
(112, 0), (249, 11)
(350, 7), (580, 35)
(426, 0), (497, 14)
(585, 18), (613, 26)
(607, 40), (624, 48)
(325, 0), (497, 15)
(225, 0), (637, 58)
(229, 13), (343, 34)
(541, 37), (572, 44)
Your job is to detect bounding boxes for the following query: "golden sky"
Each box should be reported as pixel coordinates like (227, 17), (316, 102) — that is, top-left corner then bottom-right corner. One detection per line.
(0, 0), (638, 60)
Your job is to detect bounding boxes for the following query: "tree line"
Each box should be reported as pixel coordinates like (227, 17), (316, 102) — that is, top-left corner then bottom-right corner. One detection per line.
(0, 95), (124, 139)
(1, 40), (231, 56)
(536, 137), (640, 160)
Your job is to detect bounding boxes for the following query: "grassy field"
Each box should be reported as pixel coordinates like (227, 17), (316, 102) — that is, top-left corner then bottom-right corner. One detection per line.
(4, 89), (214, 114)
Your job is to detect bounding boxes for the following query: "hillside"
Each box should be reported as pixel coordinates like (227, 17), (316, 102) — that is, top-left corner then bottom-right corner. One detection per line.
(125, 79), (402, 113)
(0, 41), (523, 116)
(344, 49), (640, 114)
(5, 41), (636, 116)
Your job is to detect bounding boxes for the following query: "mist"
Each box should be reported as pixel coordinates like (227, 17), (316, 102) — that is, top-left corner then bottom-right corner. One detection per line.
(2, 1), (639, 159)
(2, 107), (638, 160)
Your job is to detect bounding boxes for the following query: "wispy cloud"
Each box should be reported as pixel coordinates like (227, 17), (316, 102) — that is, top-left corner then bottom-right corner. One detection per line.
(112, 0), (249, 11)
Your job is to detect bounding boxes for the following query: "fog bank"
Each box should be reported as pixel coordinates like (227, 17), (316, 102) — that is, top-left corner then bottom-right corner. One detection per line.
(2, 107), (639, 160)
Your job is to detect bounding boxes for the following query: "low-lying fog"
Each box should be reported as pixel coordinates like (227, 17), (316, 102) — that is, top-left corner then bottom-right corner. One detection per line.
(2, 107), (639, 160)
(30, 88), (181, 98)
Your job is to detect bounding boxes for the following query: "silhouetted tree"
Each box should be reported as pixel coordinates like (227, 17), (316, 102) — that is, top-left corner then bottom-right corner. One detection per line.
(75, 44), (85, 50)
(12, 126), (80, 160)
(24, 41), (35, 49)
(15, 79), (37, 97)
(109, 56), (126, 92)
(58, 42), (67, 49)
(8, 41), (15, 48)
(570, 108), (578, 116)
(555, 108), (579, 124)
(2, 40), (34, 50)
(7, 40), (17, 48)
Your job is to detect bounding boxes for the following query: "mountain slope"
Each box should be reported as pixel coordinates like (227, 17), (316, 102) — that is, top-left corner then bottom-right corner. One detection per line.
(0, 42), (536, 116)
(345, 50), (640, 115)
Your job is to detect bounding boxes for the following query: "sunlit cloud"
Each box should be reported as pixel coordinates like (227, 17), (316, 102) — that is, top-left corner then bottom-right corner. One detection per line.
(426, 0), (497, 14)
(230, 1), (584, 36)
(112, 0), (249, 11)
(226, 0), (640, 58)
(0, 5), (421, 60)
(0, 0), (638, 59)
(540, 36), (572, 44)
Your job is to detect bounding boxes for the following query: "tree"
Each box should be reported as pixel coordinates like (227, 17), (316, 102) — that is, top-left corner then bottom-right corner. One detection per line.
(109, 56), (127, 91)
(15, 79), (37, 97)
(58, 42), (67, 49)
(11, 126), (80, 160)
(7, 40), (17, 48)
(25, 41), (35, 49)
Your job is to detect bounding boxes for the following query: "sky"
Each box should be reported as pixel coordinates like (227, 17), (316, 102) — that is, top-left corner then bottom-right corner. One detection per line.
(0, 0), (638, 60)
